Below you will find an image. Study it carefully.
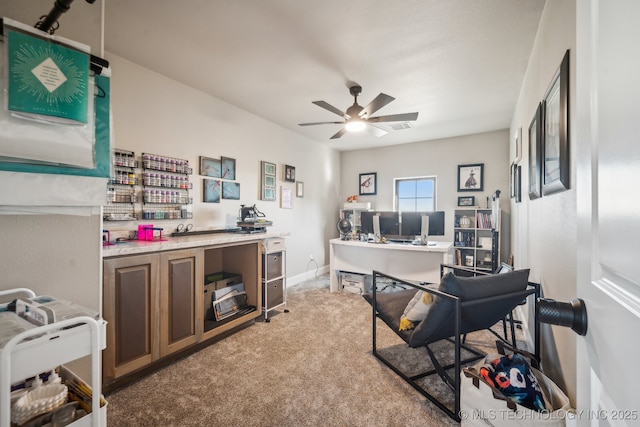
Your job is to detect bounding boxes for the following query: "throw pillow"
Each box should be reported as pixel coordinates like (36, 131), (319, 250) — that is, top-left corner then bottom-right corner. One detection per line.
(399, 290), (434, 331)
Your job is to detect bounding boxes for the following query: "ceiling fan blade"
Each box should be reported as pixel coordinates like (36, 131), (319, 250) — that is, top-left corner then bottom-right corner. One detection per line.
(312, 100), (346, 118)
(330, 128), (348, 139)
(298, 121), (344, 126)
(368, 112), (419, 123)
(360, 93), (395, 118)
(366, 123), (389, 138)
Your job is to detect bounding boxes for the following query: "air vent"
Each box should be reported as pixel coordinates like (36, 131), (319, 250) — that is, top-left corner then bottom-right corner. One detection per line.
(389, 122), (413, 131)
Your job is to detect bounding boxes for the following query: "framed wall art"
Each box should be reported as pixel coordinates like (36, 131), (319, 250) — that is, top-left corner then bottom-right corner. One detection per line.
(542, 49), (570, 195)
(260, 161), (276, 201)
(221, 156), (236, 180)
(203, 178), (220, 203)
(284, 164), (296, 182)
(514, 126), (522, 163)
(296, 181), (304, 198)
(222, 181), (240, 199)
(200, 156), (221, 178)
(281, 186), (293, 208)
(457, 163), (484, 192)
(359, 172), (377, 195)
(515, 165), (522, 203)
(458, 196), (475, 207)
(528, 102), (543, 200)
(509, 162), (516, 198)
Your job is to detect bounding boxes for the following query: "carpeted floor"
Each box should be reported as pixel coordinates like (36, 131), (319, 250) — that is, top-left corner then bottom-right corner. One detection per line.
(105, 274), (515, 426)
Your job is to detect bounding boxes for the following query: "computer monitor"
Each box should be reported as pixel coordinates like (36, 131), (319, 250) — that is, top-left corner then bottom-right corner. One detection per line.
(360, 211), (376, 235)
(377, 211), (401, 239)
(400, 211), (445, 238)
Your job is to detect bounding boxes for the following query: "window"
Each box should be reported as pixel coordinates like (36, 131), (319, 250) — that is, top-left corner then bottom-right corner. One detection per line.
(394, 176), (436, 211)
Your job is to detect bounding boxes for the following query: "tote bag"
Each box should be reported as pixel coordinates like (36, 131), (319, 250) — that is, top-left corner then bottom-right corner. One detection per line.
(460, 355), (572, 427)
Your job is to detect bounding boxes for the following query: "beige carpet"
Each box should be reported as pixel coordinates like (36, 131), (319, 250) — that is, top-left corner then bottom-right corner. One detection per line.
(106, 275), (511, 426)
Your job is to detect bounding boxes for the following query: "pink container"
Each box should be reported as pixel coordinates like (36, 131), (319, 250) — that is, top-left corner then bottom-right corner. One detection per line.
(138, 224), (154, 241)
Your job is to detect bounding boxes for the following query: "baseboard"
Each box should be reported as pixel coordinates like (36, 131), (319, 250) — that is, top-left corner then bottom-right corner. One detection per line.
(514, 304), (535, 351)
(288, 264), (329, 288)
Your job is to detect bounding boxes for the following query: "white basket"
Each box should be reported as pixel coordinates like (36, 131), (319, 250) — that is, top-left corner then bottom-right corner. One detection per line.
(11, 384), (68, 425)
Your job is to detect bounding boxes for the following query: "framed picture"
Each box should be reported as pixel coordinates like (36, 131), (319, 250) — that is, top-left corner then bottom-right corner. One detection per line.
(359, 172), (377, 195)
(458, 196), (475, 207)
(542, 49), (570, 195)
(509, 162), (516, 198)
(200, 156), (221, 178)
(203, 178), (220, 203)
(528, 102), (543, 200)
(457, 163), (484, 192)
(281, 186), (293, 208)
(263, 161), (276, 176)
(514, 126), (522, 163)
(515, 165), (522, 203)
(263, 187), (275, 201)
(221, 156), (236, 180)
(261, 161), (276, 201)
(284, 164), (296, 182)
(222, 181), (240, 199)
(296, 181), (304, 198)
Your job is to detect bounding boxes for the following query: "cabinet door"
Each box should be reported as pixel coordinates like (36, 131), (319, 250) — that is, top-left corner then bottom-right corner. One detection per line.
(159, 249), (199, 357)
(103, 254), (159, 382)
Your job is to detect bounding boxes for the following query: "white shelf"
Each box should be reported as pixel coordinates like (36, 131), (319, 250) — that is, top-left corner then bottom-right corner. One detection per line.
(1, 289), (106, 427)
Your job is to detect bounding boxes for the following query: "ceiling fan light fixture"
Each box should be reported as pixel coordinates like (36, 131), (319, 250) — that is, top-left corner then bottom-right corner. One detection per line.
(345, 119), (366, 132)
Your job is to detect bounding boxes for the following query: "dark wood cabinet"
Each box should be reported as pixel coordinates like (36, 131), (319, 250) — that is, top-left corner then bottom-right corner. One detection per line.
(159, 249), (200, 357)
(103, 240), (262, 389)
(103, 254), (158, 382)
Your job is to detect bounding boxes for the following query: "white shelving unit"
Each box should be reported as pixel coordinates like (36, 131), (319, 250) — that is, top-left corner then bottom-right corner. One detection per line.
(339, 202), (372, 235)
(0, 289), (107, 427)
(452, 192), (501, 273)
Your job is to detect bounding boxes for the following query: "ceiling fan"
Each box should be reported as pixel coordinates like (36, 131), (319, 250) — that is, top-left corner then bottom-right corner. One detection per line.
(298, 85), (419, 139)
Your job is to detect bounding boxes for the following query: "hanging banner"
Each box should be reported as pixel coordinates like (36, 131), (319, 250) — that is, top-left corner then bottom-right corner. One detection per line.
(7, 30), (90, 124)
(0, 18), (95, 169)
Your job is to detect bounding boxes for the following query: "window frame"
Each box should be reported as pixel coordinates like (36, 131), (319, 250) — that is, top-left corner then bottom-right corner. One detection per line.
(393, 175), (437, 212)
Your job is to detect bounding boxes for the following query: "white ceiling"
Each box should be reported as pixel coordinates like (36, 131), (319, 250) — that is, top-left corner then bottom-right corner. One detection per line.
(103, 0), (545, 151)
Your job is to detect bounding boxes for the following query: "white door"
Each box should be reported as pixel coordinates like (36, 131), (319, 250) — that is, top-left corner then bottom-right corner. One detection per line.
(576, 1), (640, 424)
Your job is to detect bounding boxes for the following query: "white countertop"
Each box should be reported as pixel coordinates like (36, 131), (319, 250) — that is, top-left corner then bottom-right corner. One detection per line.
(329, 237), (451, 253)
(102, 231), (289, 257)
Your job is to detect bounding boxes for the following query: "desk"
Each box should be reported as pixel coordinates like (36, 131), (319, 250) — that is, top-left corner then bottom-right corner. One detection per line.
(329, 238), (452, 292)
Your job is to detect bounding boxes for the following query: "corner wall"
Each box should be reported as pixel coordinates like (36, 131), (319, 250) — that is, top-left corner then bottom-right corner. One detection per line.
(509, 0), (578, 403)
(340, 130), (510, 254)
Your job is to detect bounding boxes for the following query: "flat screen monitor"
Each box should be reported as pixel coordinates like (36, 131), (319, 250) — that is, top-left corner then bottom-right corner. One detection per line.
(401, 211), (445, 237)
(377, 211), (401, 238)
(360, 211), (376, 235)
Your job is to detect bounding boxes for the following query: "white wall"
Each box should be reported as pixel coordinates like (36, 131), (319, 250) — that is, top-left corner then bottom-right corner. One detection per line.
(341, 130), (511, 253)
(104, 54), (341, 283)
(509, 0), (577, 403)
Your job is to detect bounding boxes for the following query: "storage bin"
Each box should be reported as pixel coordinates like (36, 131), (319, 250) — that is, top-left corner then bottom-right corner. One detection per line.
(262, 237), (285, 253)
(340, 272), (372, 294)
(262, 252), (283, 280)
(263, 279), (284, 310)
